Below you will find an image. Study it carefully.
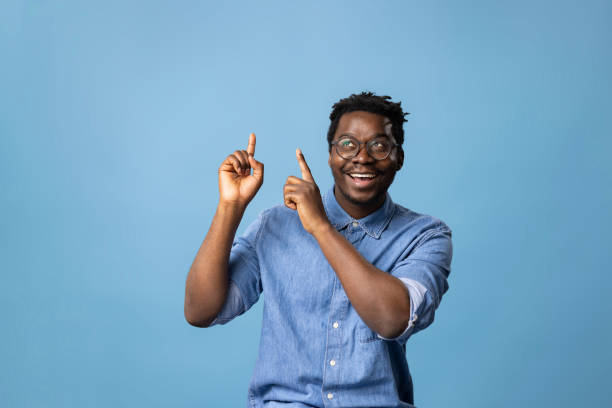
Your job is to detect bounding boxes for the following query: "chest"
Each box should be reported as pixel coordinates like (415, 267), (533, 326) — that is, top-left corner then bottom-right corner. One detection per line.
(256, 223), (407, 313)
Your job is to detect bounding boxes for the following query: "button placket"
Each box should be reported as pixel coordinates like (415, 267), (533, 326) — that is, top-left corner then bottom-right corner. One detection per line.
(322, 276), (347, 405)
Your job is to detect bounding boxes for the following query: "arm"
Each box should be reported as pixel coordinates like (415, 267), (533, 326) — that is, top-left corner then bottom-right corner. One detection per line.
(184, 133), (264, 327)
(283, 150), (410, 339)
(312, 225), (412, 339)
(184, 202), (245, 327)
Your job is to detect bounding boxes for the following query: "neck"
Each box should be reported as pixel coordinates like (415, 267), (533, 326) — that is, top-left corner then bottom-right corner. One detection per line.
(333, 185), (386, 219)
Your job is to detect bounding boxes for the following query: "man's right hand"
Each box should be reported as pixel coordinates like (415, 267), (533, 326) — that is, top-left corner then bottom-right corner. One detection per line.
(187, 133), (262, 327)
(218, 133), (264, 208)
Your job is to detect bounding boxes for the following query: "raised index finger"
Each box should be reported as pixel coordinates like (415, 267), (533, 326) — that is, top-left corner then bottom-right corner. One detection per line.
(296, 148), (314, 183)
(246, 133), (256, 156)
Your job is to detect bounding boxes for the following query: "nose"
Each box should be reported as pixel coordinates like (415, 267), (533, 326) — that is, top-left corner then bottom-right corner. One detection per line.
(351, 143), (375, 163)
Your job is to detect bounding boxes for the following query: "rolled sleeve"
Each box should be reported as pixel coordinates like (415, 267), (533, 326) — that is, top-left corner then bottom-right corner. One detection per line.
(382, 227), (453, 342)
(210, 281), (245, 325)
(376, 278), (428, 342)
(209, 211), (266, 326)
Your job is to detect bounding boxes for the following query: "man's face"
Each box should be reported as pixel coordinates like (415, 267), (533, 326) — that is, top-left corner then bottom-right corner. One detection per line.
(328, 110), (404, 216)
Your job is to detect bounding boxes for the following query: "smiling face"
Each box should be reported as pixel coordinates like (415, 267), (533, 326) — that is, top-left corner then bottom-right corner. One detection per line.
(328, 110), (404, 219)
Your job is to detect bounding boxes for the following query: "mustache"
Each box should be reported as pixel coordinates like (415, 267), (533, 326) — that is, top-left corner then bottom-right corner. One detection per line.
(342, 167), (379, 174)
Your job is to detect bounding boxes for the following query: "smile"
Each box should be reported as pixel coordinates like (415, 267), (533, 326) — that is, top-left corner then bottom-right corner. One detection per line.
(346, 172), (378, 187)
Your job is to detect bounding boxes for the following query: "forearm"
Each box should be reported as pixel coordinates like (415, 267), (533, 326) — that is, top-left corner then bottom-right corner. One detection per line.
(312, 225), (412, 338)
(184, 202), (245, 327)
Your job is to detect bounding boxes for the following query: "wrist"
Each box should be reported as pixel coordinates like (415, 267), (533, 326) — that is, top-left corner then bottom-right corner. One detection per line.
(311, 221), (335, 240)
(217, 200), (247, 217)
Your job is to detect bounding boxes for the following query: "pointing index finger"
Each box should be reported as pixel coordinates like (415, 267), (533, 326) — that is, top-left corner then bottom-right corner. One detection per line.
(246, 133), (256, 156)
(296, 148), (314, 183)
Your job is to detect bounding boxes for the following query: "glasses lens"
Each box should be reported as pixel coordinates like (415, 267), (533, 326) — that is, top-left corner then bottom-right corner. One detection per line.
(367, 138), (392, 160)
(336, 137), (358, 158)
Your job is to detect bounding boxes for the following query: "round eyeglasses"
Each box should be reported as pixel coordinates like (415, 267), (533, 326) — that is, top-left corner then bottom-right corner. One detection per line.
(331, 135), (398, 161)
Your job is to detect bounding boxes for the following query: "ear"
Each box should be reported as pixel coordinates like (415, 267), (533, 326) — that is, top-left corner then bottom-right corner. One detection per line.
(328, 151), (332, 167)
(396, 149), (404, 171)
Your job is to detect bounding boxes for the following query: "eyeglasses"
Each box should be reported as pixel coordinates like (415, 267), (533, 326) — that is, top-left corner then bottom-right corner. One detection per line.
(331, 135), (398, 161)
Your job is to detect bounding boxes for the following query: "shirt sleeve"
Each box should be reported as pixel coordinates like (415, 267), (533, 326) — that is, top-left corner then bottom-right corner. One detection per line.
(378, 226), (453, 343)
(209, 211), (266, 326)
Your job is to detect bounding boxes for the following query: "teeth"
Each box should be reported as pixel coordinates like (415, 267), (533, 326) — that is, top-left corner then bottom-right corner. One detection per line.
(350, 173), (376, 178)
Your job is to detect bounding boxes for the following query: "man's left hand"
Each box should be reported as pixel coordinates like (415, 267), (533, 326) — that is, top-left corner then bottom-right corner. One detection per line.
(283, 149), (331, 235)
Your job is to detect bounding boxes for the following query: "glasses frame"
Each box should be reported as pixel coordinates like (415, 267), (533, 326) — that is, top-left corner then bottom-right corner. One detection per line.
(331, 135), (399, 161)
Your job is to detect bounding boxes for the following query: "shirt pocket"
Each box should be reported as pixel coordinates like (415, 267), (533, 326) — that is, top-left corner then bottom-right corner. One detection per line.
(358, 324), (382, 343)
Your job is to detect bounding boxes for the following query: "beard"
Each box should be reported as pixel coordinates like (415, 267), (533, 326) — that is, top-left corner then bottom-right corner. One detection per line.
(334, 181), (387, 207)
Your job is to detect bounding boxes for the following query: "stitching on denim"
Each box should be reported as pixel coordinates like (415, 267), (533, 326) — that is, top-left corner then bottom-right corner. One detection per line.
(254, 208), (270, 246)
(321, 273), (337, 405)
(414, 228), (450, 251)
(373, 200), (397, 238)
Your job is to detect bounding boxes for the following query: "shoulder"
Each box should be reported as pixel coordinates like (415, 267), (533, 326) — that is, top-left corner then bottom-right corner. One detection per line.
(255, 204), (303, 235)
(389, 203), (453, 266)
(390, 202), (452, 239)
(259, 203), (298, 222)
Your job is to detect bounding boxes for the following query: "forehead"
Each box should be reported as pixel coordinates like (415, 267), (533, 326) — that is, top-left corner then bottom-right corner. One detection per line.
(334, 111), (392, 139)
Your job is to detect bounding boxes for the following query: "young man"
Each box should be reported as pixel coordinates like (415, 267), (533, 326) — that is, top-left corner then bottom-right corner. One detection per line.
(185, 92), (453, 407)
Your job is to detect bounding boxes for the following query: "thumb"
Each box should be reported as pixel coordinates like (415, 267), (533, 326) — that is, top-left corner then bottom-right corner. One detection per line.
(248, 155), (264, 180)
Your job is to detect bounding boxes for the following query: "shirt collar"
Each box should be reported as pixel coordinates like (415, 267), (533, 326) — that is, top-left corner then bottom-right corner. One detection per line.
(323, 185), (396, 239)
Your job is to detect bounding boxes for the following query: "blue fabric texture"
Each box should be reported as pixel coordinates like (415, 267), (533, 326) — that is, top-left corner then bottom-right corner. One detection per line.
(212, 186), (453, 408)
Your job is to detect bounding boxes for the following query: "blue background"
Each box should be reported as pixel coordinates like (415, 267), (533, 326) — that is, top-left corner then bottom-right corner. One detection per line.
(2, 1), (611, 407)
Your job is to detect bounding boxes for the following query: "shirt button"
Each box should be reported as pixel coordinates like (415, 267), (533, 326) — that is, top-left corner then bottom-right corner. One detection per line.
(333, 322), (339, 329)
(330, 359), (336, 366)
(352, 221), (359, 227)
(327, 393), (334, 400)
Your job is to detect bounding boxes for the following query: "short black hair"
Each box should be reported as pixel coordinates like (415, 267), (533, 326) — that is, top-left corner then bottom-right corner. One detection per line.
(327, 91), (409, 152)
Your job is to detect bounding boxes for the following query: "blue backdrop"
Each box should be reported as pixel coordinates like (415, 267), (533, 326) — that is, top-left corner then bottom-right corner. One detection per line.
(2, 1), (611, 407)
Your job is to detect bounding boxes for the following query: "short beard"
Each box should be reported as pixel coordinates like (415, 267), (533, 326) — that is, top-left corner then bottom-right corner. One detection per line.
(335, 182), (385, 207)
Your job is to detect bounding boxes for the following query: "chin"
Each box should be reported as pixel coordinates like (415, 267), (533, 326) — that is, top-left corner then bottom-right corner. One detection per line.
(336, 183), (384, 206)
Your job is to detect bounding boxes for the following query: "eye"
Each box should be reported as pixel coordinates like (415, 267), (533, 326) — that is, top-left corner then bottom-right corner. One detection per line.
(370, 139), (390, 152)
(339, 139), (355, 148)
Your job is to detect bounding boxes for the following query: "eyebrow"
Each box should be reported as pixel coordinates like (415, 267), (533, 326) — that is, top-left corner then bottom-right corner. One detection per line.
(337, 132), (391, 139)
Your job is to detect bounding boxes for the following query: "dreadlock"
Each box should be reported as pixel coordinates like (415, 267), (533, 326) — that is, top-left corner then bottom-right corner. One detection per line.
(327, 92), (409, 152)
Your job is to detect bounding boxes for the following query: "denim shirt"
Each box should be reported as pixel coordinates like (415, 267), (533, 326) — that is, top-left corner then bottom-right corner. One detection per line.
(212, 186), (453, 408)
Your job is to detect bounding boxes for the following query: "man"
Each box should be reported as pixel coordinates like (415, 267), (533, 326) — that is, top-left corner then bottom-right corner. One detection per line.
(184, 92), (453, 407)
